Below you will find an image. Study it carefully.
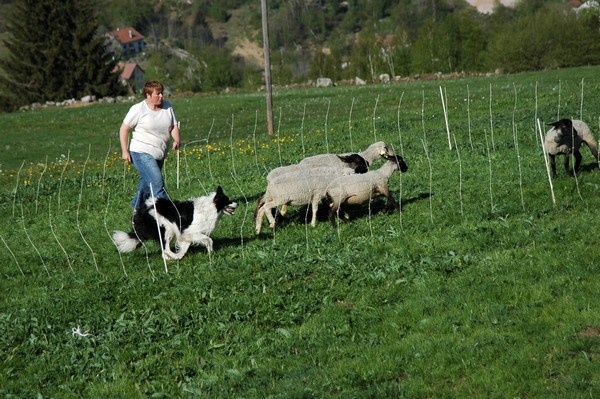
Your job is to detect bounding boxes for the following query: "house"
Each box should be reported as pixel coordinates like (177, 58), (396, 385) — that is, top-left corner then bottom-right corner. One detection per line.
(108, 27), (145, 58)
(114, 63), (145, 94)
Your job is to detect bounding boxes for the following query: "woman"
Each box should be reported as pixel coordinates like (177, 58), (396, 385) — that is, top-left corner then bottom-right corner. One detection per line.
(119, 80), (180, 211)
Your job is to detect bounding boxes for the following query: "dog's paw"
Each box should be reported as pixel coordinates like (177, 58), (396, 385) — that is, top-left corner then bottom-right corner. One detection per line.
(162, 252), (178, 261)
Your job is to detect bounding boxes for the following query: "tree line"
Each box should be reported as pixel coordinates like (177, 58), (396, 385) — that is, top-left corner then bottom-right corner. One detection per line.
(1, 0), (600, 112)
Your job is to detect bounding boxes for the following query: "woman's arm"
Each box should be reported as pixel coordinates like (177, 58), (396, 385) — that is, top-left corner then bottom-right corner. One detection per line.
(119, 123), (132, 162)
(170, 122), (181, 150)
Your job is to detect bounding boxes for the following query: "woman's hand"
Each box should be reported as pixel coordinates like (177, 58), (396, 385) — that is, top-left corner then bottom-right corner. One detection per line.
(122, 149), (132, 163)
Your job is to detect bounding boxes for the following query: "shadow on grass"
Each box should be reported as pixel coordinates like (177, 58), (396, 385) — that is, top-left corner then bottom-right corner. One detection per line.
(264, 192), (432, 229)
(579, 162), (600, 174)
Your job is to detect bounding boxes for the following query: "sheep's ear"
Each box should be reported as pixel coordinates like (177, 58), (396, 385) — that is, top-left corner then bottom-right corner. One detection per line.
(548, 119), (572, 128)
(336, 154), (353, 163)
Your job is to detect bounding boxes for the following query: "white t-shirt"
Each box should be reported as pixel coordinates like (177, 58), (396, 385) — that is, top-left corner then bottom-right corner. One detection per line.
(123, 99), (178, 160)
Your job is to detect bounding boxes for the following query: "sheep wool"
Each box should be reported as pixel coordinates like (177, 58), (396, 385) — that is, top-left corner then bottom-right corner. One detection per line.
(255, 166), (360, 234)
(326, 155), (408, 224)
(544, 119), (599, 177)
(299, 141), (394, 169)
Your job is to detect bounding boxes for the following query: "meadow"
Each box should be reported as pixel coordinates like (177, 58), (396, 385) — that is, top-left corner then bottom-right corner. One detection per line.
(1, 66), (600, 398)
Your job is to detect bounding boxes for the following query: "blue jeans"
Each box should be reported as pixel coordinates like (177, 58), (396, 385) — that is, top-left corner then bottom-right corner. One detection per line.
(130, 152), (169, 209)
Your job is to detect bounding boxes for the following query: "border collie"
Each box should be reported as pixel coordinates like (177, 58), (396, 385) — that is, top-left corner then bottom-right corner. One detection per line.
(112, 186), (238, 260)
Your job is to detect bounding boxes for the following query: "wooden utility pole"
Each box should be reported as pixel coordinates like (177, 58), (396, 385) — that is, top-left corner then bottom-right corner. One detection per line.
(261, 0), (274, 135)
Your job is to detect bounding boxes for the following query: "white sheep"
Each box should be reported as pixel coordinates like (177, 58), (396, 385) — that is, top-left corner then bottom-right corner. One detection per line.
(326, 155), (409, 225)
(545, 118), (599, 178)
(255, 166), (357, 234)
(298, 141), (395, 169)
(267, 153), (368, 183)
(268, 141), (394, 217)
(254, 153), (369, 220)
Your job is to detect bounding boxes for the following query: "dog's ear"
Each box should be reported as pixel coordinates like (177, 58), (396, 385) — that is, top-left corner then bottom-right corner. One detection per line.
(216, 185), (223, 194)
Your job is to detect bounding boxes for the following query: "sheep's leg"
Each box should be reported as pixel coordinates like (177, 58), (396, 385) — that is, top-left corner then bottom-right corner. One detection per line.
(310, 198), (319, 227)
(574, 150), (582, 173)
(255, 206), (265, 234)
(273, 207), (284, 226)
(338, 201), (350, 222)
(253, 194), (265, 220)
(338, 202), (350, 221)
(564, 154), (571, 176)
(262, 202), (278, 229)
(384, 195), (398, 212)
(378, 187), (398, 212)
(326, 197), (338, 227)
(549, 154), (558, 178)
(587, 143), (600, 165)
(328, 210), (338, 227)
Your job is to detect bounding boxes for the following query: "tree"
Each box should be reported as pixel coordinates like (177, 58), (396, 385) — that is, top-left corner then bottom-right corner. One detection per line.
(437, 10), (487, 73)
(0, 0), (124, 112)
(485, 7), (600, 73)
(411, 19), (442, 74)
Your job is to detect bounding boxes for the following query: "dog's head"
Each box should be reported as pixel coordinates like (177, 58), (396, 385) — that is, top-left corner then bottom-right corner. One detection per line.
(214, 186), (238, 215)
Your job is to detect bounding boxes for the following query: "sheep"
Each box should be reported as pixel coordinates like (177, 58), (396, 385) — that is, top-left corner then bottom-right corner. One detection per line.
(255, 166), (358, 234)
(272, 141), (394, 218)
(253, 142), (393, 226)
(253, 153), (369, 221)
(298, 141), (395, 169)
(316, 77), (333, 87)
(545, 118), (599, 178)
(326, 154), (408, 225)
(267, 153), (368, 183)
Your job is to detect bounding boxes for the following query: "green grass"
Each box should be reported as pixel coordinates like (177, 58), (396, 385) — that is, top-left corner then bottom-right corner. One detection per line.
(2, 66), (600, 398)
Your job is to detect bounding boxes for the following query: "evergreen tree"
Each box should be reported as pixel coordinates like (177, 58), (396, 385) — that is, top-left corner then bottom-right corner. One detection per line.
(0, 0), (124, 112)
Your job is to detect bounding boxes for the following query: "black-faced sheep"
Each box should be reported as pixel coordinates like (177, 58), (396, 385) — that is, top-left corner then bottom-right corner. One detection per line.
(326, 154), (408, 225)
(298, 141), (395, 169)
(545, 119), (599, 178)
(267, 153), (368, 183)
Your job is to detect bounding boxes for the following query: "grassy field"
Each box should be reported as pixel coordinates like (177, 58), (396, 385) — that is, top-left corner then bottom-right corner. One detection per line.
(1, 66), (600, 398)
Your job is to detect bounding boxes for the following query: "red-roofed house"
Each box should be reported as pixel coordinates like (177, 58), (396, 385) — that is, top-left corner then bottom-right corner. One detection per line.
(108, 27), (145, 58)
(114, 63), (145, 94)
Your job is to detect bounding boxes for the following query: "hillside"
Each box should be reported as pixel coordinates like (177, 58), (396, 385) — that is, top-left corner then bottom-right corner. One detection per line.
(209, 4), (264, 69)
(2, 0), (600, 111)
(466, 0), (518, 13)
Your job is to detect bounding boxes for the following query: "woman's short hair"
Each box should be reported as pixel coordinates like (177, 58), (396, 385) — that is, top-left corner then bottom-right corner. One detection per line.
(143, 80), (164, 97)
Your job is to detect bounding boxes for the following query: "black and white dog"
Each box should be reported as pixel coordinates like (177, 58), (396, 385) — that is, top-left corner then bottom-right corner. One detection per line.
(112, 186), (238, 260)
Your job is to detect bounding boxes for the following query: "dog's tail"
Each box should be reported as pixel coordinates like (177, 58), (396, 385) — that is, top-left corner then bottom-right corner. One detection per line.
(112, 230), (140, 253)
